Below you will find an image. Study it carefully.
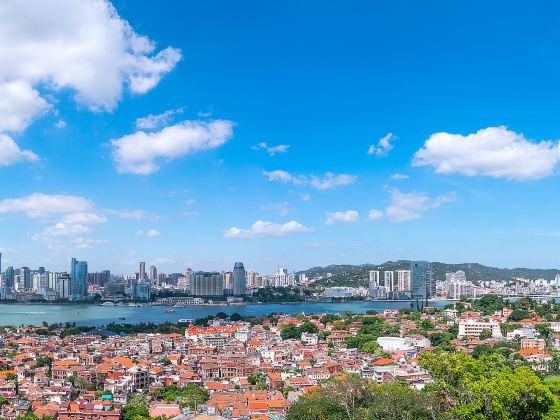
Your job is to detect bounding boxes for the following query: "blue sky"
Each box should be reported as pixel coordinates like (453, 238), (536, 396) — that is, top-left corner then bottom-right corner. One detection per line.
(1, 0), (560, 274)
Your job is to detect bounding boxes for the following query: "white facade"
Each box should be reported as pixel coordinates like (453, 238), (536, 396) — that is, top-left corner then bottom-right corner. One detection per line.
(396, 270), (411, 292)
(457, 320), (502, 338)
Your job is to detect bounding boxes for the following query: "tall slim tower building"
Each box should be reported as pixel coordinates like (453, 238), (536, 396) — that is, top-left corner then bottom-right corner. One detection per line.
(21, 267), (31, 290)
(4, 267), (14, 290)
(411, 261), (434, 310)
(70, 258), (88, 300)
(139, 262), (146, 280)
(149, 265), (157, 281)
(233, 262), (247, 296)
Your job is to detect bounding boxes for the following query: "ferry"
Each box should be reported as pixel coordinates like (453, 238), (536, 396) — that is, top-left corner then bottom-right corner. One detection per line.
(178, 319), (193, 324)
(164, 308), (176, 313)
(100, 302), (115, 307)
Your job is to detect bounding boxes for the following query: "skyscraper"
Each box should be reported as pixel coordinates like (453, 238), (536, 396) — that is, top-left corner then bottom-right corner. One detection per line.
(191, 272), (224, 297)
(368, 270), (380, 297)
(4, 267), (14, 290)
(411, 261), (434, 309)
(384, 271), (395, 292)
(70, 258), (88, 300)
(149, 265), (157, 282)
(139, 262), (146, 280)
(233, 262), (246, 296)
(21, 267), (31, 290)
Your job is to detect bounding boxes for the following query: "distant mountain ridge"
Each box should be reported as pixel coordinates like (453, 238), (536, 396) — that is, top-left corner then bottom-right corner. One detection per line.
(299, 261), (560, 288)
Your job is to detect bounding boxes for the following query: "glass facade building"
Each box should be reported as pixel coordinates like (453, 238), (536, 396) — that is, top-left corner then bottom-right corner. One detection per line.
(70, 258), (88, 300)
(411, 261), (434, 309)
(233, 262), (247, 296)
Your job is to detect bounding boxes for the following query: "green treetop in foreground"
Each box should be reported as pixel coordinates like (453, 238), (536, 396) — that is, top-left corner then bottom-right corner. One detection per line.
(287, 351), (559, 420)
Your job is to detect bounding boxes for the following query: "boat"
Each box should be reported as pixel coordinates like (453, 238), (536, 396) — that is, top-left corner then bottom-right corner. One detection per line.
(100, 302), (115, 306)
(173, 303), (186, 308)
(119, 317), (126, 320)
(178, 319), (193, 324)
(164, 309), (176, 313)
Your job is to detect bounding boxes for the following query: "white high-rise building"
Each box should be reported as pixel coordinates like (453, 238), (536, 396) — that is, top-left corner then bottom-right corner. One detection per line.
(274, 267), (295, 287)
(368, 270), (380, 297)
(396, 270), (411, 292)
(384, 271), (395, 292)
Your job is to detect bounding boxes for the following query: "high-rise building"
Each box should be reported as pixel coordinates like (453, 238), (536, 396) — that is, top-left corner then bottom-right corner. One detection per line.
(131, 280), (151, 300)
(274, 267), (295, 287)
(368, 270), (380, 297)
(57, 273), (71, 299)
(191, 272), (224, 297)
(149, 266), (157, 282)
(70, 258), (88, 300)
(396, 270), (411, 292)
(139, 262), (146, 280)
(4, 267), (14, 290)
(411, 261), (434, 308)
(233, 262), (246, 296)
(384, 271), (395, 292)
(21, 267), (31, 290)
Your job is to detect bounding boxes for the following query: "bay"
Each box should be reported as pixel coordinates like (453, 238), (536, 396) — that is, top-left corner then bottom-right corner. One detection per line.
(0, 300), (455, 327)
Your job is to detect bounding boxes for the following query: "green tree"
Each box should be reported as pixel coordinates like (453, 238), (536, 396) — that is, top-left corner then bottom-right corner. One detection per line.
(230, 312), (242, 322)
(479, 329), (492, 340)
(286, 389), (348, 420)
(281, 324), (301, 340)
(123, 393), (149, 420)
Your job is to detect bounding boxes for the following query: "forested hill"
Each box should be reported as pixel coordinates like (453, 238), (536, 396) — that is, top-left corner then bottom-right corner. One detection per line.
(300, 261), (559, 288)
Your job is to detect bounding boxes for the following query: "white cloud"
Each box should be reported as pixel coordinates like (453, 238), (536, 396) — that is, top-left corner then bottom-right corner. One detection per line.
(180, 210), (199, 217)
(33, 223), (91, 239)
(263, 170), (356, 190)
(389, 173), (408, 181)
(0, 80), (49, 132)
(224, 220), (311, 238)
(54, 119), (66, 129)
(325, 210), (359, 225)
(368, 133), (396, 156)
(135, 108), (184, 130)
(368, 209), (383, 221)
(106, 209), (159, 220)
(0, 134), (39, 166)
(0, 193), (93, 218)
(61, 212), (106, 225)
(385, 187), (456, 222)
(146, 229), (160, 238)
(72, 237), (110, 249)
(111, 119), (234, 174)
(263, 170), (307, 185)
(252, 142), (290, 156)
(413, 126), (560, 180)
(261, 202), (293, 216)
(0, 0), (181, 112)
(310, 173), (356, 190)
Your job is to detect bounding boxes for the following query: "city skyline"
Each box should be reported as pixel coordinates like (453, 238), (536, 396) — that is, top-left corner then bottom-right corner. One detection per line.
(3, 1), (560, 273)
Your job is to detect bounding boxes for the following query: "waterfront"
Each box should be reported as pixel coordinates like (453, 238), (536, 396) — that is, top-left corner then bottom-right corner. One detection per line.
(0, 300), (454, 327)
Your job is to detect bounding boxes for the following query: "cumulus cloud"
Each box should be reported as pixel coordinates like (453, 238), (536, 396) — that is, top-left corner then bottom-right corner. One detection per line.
(368, 133), (396, 156)
(252, 142), (290, 156)
(61, 212), (106, 225)
(33, 223), (91, 239)
(224, 220), (311, 238)
(389, 173), (408, 181)
(0, 193), (109, 249)
(0, 134), (39, 166)
(0, 0), (181, 112)
(385, 187), (456, 222)
(146, 229), (160, 238)
(263, 170), (356, 190)
(111, 119), (234, 174)
(325, 210), (359, 225)
(0, 193), (93, 218)
(368, 209), (383, 221)
(135, 108), (184, 130)
(0, 80), (49, 132)
(413, 126), (560, 180)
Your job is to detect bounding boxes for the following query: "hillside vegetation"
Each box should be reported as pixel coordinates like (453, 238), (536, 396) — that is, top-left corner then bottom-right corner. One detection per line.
(300, 261), (559, 288)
